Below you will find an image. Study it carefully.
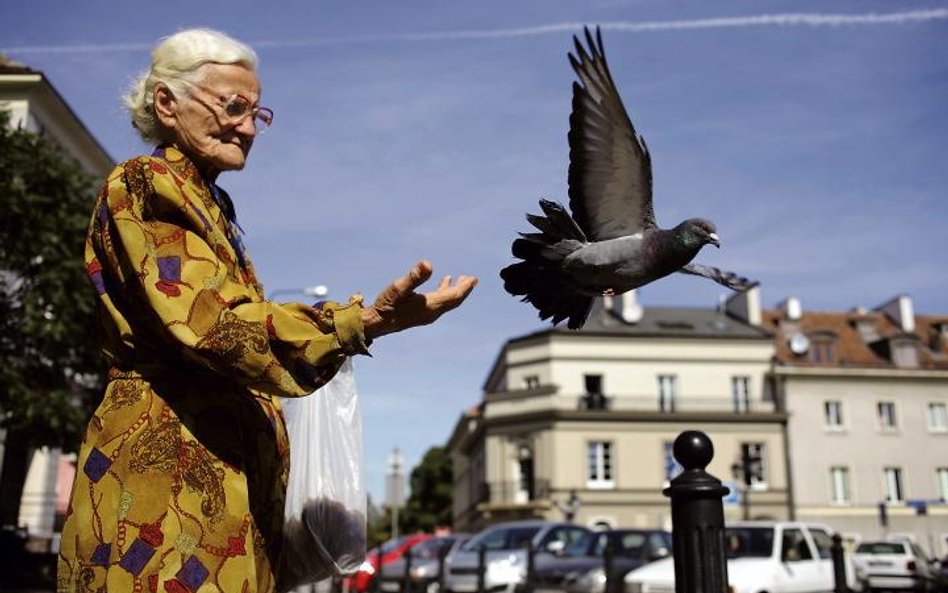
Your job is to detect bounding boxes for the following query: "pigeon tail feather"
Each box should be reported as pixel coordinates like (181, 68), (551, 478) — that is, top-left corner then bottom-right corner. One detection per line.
(500, 199), (592, 329)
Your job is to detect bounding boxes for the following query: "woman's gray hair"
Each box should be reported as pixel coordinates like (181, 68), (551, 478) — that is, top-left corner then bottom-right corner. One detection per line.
(124, 28), (258, 144)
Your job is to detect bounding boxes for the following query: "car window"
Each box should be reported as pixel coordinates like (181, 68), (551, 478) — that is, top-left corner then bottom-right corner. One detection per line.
(855, 542), (907, 555)
(781, 528), (813, 562)
(724, 527), (774, 558)
(910, 543), (928, 561)
(410, 537), (450, 559)
(462, 526), (540, 552)
(808, 528), (833, 559)
(566, 531), (597, 557)
(540, 526), (588, 551)
(646, 533), (671, 557)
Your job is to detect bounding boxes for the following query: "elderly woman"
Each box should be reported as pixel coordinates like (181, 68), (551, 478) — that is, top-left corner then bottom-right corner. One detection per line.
(57, 28), (476, 592)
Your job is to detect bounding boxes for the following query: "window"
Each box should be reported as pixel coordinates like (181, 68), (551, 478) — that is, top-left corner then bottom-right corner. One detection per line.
(523, 375), (539, 390)
(929, 402), (948, 432)
(937, 467), (948, 501)
(810, 338), (836, 363)
(877, 402), (898, 430)
(824, 400), (844, 428)
(884, 467), (905, 502)
(741, 442), (767, 488)
(780, 528), (813, 562)
(581, 374), (607, 410)
(732, 376), (751, 413)
(587, 441), (614, 488)
(663, 441), (683, 484)
(809, 528), (834, 559)
(658, 375), (677, 412)
(830, 466), (851, 504)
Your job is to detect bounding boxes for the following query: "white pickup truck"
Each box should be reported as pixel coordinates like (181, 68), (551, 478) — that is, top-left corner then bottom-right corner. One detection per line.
(623, 521), (864, 593)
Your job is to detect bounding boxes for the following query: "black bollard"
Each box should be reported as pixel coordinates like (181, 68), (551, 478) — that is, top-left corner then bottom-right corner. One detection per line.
(603, 539), (615, 593)
(437, 543), (448, 593)
(477, 544), (486, 593)
(523, 540), (535, 593)
(830, 534), (851, 593)
(372, 546), (383, 593)
(403, 548), (413, 593)
(662, 430), (730, 593)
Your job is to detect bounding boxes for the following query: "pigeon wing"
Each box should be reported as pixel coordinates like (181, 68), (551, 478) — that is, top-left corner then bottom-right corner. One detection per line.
(568, 27), (656, 241)
(679, 263), (758, 292)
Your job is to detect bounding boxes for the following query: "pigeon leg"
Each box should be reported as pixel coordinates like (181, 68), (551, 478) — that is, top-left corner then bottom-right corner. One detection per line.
(602, 288), (616, 296)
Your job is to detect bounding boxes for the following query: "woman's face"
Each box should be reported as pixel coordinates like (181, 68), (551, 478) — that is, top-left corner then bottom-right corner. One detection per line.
(158, 63), (262, 175)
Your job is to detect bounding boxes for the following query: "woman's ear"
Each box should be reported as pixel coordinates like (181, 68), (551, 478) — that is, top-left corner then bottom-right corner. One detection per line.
(154, 84), (178, 129)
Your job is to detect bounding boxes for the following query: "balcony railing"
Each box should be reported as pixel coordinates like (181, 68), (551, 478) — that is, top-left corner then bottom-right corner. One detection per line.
(576, 394), (780, 414)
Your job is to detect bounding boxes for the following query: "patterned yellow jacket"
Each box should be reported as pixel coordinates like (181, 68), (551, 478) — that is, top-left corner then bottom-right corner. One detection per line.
(58, 145), (369, 593)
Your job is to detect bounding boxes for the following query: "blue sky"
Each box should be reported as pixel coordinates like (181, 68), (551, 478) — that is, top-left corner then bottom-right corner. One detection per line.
(3, 1), (947, 505)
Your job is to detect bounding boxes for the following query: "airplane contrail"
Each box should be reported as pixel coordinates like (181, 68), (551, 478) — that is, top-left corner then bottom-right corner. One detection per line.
(3, 8), (947, 54)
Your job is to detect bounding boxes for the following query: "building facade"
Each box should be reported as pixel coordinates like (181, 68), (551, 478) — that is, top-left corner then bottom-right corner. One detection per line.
(765, 295), (948, 555)
(448, 290), (790, 533)
(448, 290), (948, 557)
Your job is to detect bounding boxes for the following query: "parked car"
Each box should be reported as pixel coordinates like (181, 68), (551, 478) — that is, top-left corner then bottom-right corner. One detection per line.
(624, 521), (864, 593)
(444, 520), (591, 593)
(349, 533), (434, 593)
(379, 534), (471, 593)
(852, 539), (939, 591)
(528, 528), (671, 593)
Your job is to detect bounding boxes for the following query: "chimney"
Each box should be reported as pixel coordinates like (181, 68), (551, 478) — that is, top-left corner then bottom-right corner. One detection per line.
(877, 295), (915, 333)
(608, 290), (643, 324)
(725, 285), (762, 326)
(777, 297), (802, 321)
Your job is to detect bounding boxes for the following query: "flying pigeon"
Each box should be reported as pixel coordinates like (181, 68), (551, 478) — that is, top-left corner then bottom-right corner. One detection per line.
(500, 27), (755, 330)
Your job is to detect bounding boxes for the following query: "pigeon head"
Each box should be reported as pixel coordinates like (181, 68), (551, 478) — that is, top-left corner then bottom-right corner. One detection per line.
(677, 218), (721, 249)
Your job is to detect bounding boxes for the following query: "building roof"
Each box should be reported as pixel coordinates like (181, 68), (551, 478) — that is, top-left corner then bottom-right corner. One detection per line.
(762, 308), (948, 370)
(511, 298), (773, 344)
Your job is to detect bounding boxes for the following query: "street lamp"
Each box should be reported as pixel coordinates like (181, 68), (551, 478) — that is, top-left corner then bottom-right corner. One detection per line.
(267, 285), (329, 300)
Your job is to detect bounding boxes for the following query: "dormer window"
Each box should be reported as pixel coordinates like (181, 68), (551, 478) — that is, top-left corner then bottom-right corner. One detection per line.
(809, 334), (837, 363)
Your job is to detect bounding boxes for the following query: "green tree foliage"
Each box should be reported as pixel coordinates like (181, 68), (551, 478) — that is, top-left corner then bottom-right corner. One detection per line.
(0, 109), (104, 525)
(400, 446), (453, 533)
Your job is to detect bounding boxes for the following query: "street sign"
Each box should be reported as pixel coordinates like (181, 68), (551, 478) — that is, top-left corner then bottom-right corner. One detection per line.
(722, 481), (740, 505)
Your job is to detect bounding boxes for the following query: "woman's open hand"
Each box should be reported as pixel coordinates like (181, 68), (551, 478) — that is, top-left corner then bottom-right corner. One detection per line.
(362, 261), (478, 340)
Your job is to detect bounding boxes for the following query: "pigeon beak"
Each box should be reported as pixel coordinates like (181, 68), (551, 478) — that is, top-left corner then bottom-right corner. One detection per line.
(708, 233), (721, 248)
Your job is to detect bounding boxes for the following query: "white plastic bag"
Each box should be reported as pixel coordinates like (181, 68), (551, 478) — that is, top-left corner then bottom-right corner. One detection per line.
(278, 359), (367, 591)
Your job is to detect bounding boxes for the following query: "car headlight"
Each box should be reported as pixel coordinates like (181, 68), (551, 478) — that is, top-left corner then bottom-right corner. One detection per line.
(410, 566), (431, 580)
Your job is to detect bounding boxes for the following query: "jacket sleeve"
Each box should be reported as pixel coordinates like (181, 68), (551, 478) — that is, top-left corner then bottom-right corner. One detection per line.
(89, 156), (369, 397)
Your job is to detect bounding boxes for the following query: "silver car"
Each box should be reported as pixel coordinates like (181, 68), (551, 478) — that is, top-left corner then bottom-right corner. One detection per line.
(443, 521), (591, 593)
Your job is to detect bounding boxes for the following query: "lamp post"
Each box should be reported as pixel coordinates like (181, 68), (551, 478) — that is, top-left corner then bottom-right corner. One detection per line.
(267, 284), (329, 300)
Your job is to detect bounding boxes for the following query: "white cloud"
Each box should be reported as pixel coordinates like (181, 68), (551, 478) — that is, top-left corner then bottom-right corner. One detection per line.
(5, 9), (947, 53)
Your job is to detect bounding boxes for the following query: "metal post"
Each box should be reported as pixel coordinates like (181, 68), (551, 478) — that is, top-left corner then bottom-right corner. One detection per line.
(523, 540), (535, 593)
(438, 543), (448, 593)
(477, 544), (486, 593)
(603, 539), (615, 593)
(403, 548), (413, 593)
(830, 534), (850, 593)
(662, 430), (730, 593)
(373, 546), (383, 593)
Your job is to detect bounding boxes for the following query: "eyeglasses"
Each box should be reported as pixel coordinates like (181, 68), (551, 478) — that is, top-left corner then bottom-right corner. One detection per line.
(178, 80), (274, 132)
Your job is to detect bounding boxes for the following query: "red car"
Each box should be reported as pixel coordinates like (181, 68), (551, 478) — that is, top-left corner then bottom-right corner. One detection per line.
(347, 533), (433, 593)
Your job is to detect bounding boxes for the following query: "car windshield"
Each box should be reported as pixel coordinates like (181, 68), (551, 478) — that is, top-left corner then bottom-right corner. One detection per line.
(564, 531), (597, 557)
(461, 526), (541, 552)
(724, 527), (775, 559)
(380, 536), (408, 554)
(411, 537), (453, 559)
(855, 542), (906, 555)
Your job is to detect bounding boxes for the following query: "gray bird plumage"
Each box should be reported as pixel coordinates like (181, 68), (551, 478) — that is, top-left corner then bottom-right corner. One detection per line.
(500, 27), (756, 329)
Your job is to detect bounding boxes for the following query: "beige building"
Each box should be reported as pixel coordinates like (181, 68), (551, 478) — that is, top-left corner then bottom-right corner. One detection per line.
(1, 57), (112, 547)
(764, 295), (948, 555)
(447, 290), (791, 532)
